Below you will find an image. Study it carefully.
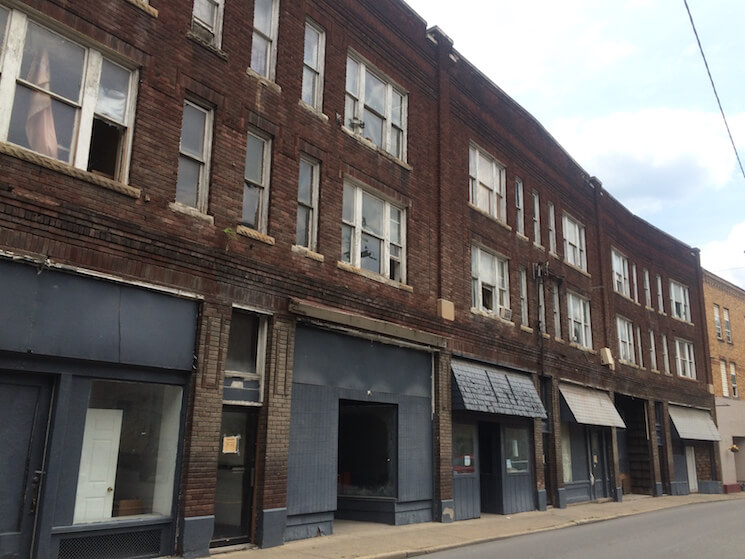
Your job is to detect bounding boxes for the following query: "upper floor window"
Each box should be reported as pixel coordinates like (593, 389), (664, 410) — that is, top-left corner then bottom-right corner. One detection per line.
(669, 280), (690, 322)
(568, 292), (592, 349)
(552, 282), (562, 339)
(632, 264), (639, 303)
(661, 334), (671, 374)
(720, 360), (730, 397)
(515, 178), (524, 235)
(612, 249), (630, 297)
(176, 100), (213, 212)
(242, 129), (271, 232)
(342, 181), (405, 282)
(471, 245), (510, 316)
(714, 304), (722, 339)
(191, 0), (224, 48)
(296, 156), (319, 250)
(519, 267), (528, 326)
(345, 55), (406, 160)
(643, 269), (651, 307)
(649, 330), (657, 371)
(0, 11), (136, 182)
(548, 202), (557, 254)
(250, 0), (279, 80)
(468, 144), (506, 221)
(532, 192), (541, 246)
(731, 362), (738, 398)
(226, 308), (268, 405)
(656, 274), (664, 312)
(674, 338), (696, 379)
(723, 307), (732, 343)
(563, 213), (586, 271)
(616, 316), (635, 364)
(302, 20), (325, 110)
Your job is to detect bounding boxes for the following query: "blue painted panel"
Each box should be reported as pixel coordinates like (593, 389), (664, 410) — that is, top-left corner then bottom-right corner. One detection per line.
(453, 476), (480, 520)
(0, 260), (37, 351)
(398, 396), (433, 502)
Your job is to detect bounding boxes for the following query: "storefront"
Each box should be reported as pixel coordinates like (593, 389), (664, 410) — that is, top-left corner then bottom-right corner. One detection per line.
(451, 360), (546, 520)
(558, 383), (625, 505)
(0, 260), (197, 559)
(668, 405), (721, 495)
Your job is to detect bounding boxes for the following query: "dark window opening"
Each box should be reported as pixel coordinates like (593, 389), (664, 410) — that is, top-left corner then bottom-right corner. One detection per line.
(87, 117), (123, 179)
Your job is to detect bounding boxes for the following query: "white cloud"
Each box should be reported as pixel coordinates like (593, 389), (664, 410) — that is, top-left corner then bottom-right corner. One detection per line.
(701, 221), (745, 290)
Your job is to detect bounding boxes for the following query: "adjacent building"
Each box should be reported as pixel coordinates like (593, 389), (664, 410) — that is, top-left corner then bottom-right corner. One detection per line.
(0, 1), (721, 558)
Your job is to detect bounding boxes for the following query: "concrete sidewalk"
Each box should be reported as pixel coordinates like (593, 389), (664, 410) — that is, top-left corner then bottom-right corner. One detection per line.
(215, 492), (745, 559)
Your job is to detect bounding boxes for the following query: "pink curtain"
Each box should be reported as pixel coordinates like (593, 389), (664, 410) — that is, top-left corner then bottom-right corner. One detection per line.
(25, 50), (58, 158)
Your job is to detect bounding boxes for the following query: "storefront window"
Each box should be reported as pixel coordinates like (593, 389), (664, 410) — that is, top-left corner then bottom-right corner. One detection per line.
(452, 423), (476, 474)
(504, 426), (530, 473)
(73, 381), (182, 524)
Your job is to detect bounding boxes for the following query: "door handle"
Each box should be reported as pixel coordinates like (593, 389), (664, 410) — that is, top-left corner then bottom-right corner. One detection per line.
(29, 470), (45, 515)
(107, 487), (114, 493)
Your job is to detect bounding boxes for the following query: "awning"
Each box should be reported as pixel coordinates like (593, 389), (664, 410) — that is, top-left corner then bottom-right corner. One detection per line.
(669, 405), (721, 441)
(451, 360), (547, 419)
(559, 383), (626, 428)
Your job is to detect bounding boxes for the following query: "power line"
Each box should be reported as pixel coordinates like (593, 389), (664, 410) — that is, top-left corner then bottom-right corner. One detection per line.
(683, 0), (745, 181)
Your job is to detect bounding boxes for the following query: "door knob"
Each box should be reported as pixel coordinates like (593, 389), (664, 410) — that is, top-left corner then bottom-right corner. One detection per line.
(107, 487), (113, 493)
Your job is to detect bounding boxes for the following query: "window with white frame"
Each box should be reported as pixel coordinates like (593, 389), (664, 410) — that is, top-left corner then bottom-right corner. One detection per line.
(532, 192), (541, 245)
(552, 282), (561, 338)
(724, 307), (732, 343)
(656, 274), (664, 312)
(538, 281), (546, 334)
(662, 334), (671, 374)
(191, 0), (224, 47)
(548, 202), (557, 254)
(471, 245), (509, 315)
(515, 178), (524, 235)
(301, 20), (325, 109)
(250, 0), (279, 80)
(563, 213), (586, 271)
(519, 267), (528, 326)
(649, 330), (657, 371)
(296, 156), (319, 250)
(225, 309), (268, 405)
(731, 362), (738, 398)
(669, 280), (690, 321)
(468, 144), (506, 221)
(632, 264), (639, 303)
(674, 338), (696, 379)
(568, 292), (592, 349)
(616, 316), (635, 364)
(176, 100), (213, 212)
(345, 55), (406, 159)
(242, 129), (271, 231)
(643, 269), (651, 307)
(714, 304), (722, 339)
(342, 181), (405, 282)
(720, 360), (730, 397)
(0, 11), (137, 182)
(612, 249), (630, 297)
(636, 325), (644, 368)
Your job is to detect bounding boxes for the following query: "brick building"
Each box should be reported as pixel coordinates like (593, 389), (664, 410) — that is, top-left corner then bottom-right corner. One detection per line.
(703, 270), (745, 492)
(0, 1), (720, 558)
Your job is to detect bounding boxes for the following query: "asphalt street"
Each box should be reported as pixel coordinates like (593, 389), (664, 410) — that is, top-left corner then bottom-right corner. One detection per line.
(427, 499), (745, 559)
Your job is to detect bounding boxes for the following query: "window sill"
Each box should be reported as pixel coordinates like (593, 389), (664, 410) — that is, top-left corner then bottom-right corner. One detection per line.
(340, 126), (412, 171)
(292, 244), (324, 262)
(516, 232), (529, 242)
(569, 342), (596, 354)
(467, 203), (512, 232)
(336, 261), (413, 292)
(549, 251), (560, 260)
(658, 310), (667, 316)
(563, 260), (591, 278)
(650, 368), (660, 374)
(614, 290), (634, 303)
(554, 336), (564, 343)
(126, 0), (158, 17)
(520, 325), (533, 333)
(470, 307), (514, 325)
(619, 359), (639, 369)
(168, 201), (214, 224)
(298, 100), (329, 122)
(534, 242), (545, 250)
(671, 315), (694, 326)
(541, 332), (550, 339)
(236, 225), (275, 245)
(186, 31), (228, 61)
(677, 374), (698, 382)
(0, 142), (141, 199)
(246, 67), (281, 93)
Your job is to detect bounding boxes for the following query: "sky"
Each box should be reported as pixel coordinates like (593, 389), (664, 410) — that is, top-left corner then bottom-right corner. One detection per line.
(404, 0), (745, 289)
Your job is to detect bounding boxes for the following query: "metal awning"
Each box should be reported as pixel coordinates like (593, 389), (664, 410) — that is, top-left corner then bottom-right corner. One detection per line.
(669, 405), (721, 441)
(559, 383), (626, 428)
(451, 360), (547, 419)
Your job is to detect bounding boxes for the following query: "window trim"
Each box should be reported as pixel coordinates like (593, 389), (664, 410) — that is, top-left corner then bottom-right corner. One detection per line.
(519, 267), (528, 326)
(656, 274), (664, 313)
(723, 307), (732, 343)
(241, 128), (272, 233)
(250, 0), (280, 81)
(731, 362), (738, 398)
(567, 291), (592, 349)
(616, 315), (635, 364)
(295, 154), (319, 251)
(649, 330), (657, 371)
(552, 281), (561, 339)
(547, 201), (557, 254)
(611, 249), (630, 297)
(669, 280), (691, 322)
(714, 304), (722, 339)
(532, 191), (541, 246)
(191, 0), (225, 48)
(562, 212), (587, 271)
(515, 178), (524, 235)
(720, 360), (730, 397)
(176, 99), (214, 214)
(674, 338), (696, 379)
(468, 143), (507, 222)
(471, 244), (510, 316)
(643, 269), (651, 307)
(662, 334), (671, 374)
(301, 18), (325, 110)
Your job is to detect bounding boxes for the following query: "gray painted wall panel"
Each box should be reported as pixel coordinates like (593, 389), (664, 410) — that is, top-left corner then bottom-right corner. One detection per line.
(503, 473), (533, 514)
(0, 260), (37, 351)
(397, 395), (433, 502)
(453, 476), (479, 520)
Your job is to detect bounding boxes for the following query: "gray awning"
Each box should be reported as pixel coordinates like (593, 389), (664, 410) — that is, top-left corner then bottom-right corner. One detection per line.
(559, 383), (626, 428)
(669, 405), (721, 441)
(451, 360), (547, 419)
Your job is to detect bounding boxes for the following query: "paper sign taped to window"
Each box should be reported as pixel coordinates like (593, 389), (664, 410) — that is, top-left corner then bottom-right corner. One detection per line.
(222, 435), (240, 454)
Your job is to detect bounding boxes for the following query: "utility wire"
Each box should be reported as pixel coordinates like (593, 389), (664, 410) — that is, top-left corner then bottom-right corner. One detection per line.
(683, 0), (745, 181)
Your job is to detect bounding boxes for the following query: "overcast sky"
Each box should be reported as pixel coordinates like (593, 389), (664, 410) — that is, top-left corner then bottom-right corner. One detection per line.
(404, 0), (745, 289)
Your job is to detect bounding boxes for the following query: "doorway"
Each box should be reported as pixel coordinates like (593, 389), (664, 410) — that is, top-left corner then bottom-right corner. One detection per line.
(212, 407), (258, 546)
(589, 429), (610, 499)
(685, 446), (698, 493)
(0, 373), (53, 558)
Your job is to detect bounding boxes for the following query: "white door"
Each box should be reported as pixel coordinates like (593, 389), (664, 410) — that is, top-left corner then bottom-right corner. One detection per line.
(685, 445), (698, 493)
(73, 408), (123, 523)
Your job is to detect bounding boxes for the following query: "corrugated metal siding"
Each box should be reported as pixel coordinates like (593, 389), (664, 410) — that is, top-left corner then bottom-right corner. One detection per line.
(453, 476), (480, 520)
(502, 473), (534, 514)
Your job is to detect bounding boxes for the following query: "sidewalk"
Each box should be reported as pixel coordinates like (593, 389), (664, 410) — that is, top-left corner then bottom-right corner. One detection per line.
(216, 492), (745, 559)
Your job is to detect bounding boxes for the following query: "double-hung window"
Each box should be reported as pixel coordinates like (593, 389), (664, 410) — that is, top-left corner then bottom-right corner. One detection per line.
(345, 55), (406, 159)
(532, 192), (541, 245)
(616, 316), (635, 364)
(724, 308), (732, 343)
(468, 144), (506, 221)
(548, 202), (557, 254)
(674, 338), (696, 379)
(301, 20), (325, 109)
(720, 360), (730, 397)
(636, 326), (644, 367)
(0, 10), (136, 182)
(515, 179), (525, 235)
(568, 292), (592, 349)
(295, 156), (319, 250)
(563, 213), (586, 271)
(731, 363), (738, 398)
(714, 304), (722, 339)
(471, 245), (509, 316)
(656, 274), (664, 312)
(176, 100), (213, 212)
(342, 181), (405, 282)
(649, 330), (657, 371)
(242, 130), (271, 231)
(250, 0), (279, 80)
(669, 280), (690, 321)
(519, 267), (528, 326)
(537, 281), (546, 334)
(662, 334), (671, 374)
(632, 265), (639, 303)
(552, 282), (561, 338)
(191, 0), (224, 47)
(643, 269), (651, 307)
(225, 309), (268, 405)
(612, 249), (630, 297)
